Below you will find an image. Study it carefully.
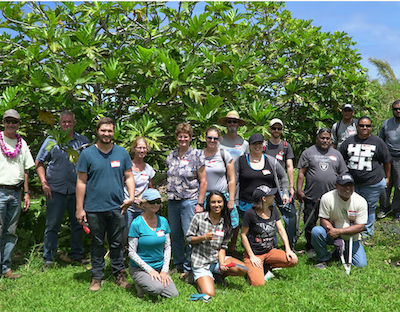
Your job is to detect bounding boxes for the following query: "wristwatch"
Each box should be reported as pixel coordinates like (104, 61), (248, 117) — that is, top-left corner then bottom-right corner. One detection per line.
(24, 191), (31, 195)
(197, 203), (204, 207)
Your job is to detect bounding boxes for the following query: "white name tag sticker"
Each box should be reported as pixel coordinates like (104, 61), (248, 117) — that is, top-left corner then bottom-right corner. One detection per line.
(156, 230), (165, 237)
(349, 130), (356, 135)
(215, 230), (224, 237)
(111, 160), (120, 168)
(348, 211), (357, 218)
(262, 169), (271, 175)
(235, 144), (242, 150)
(207, 160), (217, 167)
(180, 159), (189, 166)
(276, 154), (283, 161)
(329, 155), (337, 161)
(140, 174), (148, 181)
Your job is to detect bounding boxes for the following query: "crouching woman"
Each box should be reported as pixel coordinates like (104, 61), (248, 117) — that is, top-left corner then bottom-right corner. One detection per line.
(128, 189), (178, 298)
(241, 185), (298, 286)
(186, 191), (247, 297)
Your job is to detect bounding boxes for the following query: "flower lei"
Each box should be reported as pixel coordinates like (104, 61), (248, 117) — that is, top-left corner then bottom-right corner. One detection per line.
(0, 131), (22, 158)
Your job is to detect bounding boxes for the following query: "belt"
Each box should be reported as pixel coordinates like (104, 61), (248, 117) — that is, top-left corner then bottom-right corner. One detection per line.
(0, 184), (20, 190)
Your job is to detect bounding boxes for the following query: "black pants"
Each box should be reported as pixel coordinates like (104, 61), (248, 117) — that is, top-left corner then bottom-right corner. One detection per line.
(304, 199), (320, 251)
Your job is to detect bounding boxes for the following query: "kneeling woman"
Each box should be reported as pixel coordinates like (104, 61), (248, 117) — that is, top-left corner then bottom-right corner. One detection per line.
(186, 191), (247, 297)
(128, 189), (178, 298)
(241, 185), (298, 287)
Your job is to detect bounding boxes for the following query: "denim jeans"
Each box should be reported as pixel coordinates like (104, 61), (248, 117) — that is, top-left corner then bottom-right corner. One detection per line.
(311, 226), (367, 268)
(43, 191), (83, 262)
(86, 208), (126, 279)
(125, 209), (142, 233)
(279, 197), (296, 246)
(167, 199), (196, 272)
(355, 178), (386, 238)
(0, 188), (21, 275)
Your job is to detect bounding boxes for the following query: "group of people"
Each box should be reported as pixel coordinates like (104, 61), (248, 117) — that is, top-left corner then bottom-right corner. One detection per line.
(0, 101), (398, 298)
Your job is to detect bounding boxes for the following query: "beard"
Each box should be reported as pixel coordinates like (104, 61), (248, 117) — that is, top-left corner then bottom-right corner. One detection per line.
(227, 125), (238, 133)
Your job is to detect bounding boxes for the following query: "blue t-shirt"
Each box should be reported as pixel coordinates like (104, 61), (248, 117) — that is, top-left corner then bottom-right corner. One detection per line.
(128, 215), (171, 270)
(76, 144), (132, 212)
(36, 132), (90, 194)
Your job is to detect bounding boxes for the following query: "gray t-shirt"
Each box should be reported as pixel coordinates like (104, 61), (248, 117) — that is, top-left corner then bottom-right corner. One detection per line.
(379, 117), (400, 157)
(219, 135), (249, 164)
(331, 119), (358, 148)
(263, 140), (294, 171)
(297, 145), (348, 201)
(204, 149), (232, 192)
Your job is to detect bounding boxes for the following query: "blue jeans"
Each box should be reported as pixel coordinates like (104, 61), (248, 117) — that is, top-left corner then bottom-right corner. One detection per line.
(168, 199), (196, 272)
(279, 197), (296, 246)
(86, 209), (126, 279)
(0, 188), (21, 275)
(311, 226), (367, 268)
(43, 191), (83, 262)
(125, 209), (142, 233)
(355, 178), (386, 238)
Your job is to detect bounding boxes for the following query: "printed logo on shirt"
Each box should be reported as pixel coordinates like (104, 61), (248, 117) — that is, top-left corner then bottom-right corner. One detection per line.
(180, 159), (189, 166)
(207, 160), (217, 167)
(140, 174), (148, 181)
(347, 143), (376, 171)
(156, 230), (165, 237)
(329, 155), (337, 161)
(262, 169), (271, 175)
(319, 162), (329, 171)
(111, 160), (120, 168)
(255, 237), (264, 243)
(215, 230), (224, 237)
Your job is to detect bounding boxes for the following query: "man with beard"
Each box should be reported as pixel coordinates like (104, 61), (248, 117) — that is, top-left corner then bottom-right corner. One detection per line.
(378, 100), (400, 220)
(311, 173), (368, 269)
(36, 111), (90, 267)
(340, 116), (391, 239)
(76, 117), (135, 291)
(218, 110), (249, 163)
(297, 128), (347, 256)
(0, 109), (34, 278)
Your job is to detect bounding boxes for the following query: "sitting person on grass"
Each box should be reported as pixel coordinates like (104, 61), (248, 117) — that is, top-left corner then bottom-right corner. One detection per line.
(186, 191), (248, 297)
(241, 185), (297, 286)
(128, 189), (178, 298)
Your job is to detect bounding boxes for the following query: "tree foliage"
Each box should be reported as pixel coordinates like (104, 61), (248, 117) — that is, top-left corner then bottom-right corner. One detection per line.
(0, 1), (374, 165)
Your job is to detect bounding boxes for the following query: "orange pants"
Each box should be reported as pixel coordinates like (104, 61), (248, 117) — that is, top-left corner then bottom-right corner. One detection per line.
(244, 249), (296, 286)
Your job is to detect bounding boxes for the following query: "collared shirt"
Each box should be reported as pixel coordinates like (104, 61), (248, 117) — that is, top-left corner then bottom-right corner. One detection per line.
(36, 132), (90, 195)
(166, 146), (205, 200)
(186, 212), (229, 268)
(0, 132), (34, 185)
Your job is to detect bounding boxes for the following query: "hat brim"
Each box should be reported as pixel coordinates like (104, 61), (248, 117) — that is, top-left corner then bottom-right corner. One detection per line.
(218, 116), (247, 127)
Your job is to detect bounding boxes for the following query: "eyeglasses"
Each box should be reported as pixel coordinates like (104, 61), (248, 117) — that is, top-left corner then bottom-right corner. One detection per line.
(227, 120), (238, 124)
(393, 107), (400, 111)
(358, 124), (371, 128)
(3, 119), (19, 125)
(270, 127), (282, 131)
(148, 199), (162, 205)
(206, 136), (219, 141)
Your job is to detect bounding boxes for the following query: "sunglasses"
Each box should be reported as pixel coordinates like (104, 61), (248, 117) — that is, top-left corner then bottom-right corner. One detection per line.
(270, 127), (282, 131)
(358, 124), (371, 128)
(393, 107), (400, 111)
(148, 199), (162, 205)
(206, 136), (219, 141)
(227, 120), (238, 124)
(3, 119), (19, 125)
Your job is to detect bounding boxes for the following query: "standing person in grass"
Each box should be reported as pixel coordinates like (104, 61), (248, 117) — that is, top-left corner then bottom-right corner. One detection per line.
(241, 186), (297, 287)
(36, 111), (90, 267)
(166, 123), (206, 282)
(263, 118), (296, 246)
(297, 128), (347, 256)
(0, 109), (34, 279)
(203, 126), (239, 255)
(186, 191), (247, 296)
(312, 173), (368, 269)
(76, 117), (135, 292)
(340, 116), (391, 239)
(128, 189), (178, 298)
(331, 104), (358, 150)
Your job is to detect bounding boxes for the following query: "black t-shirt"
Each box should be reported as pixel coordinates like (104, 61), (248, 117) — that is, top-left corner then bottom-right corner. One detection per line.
(340, 135), (391, 185)
(238, 155), (277, 203)
(242, 207), (280, 255)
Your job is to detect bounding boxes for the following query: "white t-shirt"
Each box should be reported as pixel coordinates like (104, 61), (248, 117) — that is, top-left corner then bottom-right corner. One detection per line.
(319, 189), (367, 241)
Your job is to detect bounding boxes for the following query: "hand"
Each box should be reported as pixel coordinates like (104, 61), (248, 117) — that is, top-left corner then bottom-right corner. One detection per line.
(227, 199), (234, 210)
(42, 181), (52, 199)
(204, 228), (217, 241)
(249, 255), (262, 268)
(327, 227), (341, 239)
(149, 269), (161, 282)
(120, 198), (133, 215)
(23, 193), (30, 212)
(195, 204), (204, 213)
(286, 250), (298, 264)
(289, 187), (295, 200)
(75, 209), (87, 225)
(219, 263), (230, 272)
(296, 190), (305, 203)
(159, 271), (172, 287)
(385, 177), (390, 187)
(282, 194), (289, 205)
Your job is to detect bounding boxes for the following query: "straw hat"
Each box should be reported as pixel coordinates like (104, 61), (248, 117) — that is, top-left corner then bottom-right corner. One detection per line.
(218, 110), (247, 126)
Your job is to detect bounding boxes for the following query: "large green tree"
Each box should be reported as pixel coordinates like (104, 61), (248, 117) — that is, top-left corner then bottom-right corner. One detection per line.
(0, 1), (374, 164)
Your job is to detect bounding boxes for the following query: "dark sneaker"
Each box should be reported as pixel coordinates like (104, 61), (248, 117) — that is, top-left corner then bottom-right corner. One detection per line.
(115, 270), (132, 289)
(214, 273), (228, 286)
(377, 209), (393, 219)
(134, 283), (144, 298)
(315, 261), (328, 269)
(72, 258), (90, 265)
(89, 279), (102, 292)
(307, 249), (315, 259)
(2, 270), (21, 279)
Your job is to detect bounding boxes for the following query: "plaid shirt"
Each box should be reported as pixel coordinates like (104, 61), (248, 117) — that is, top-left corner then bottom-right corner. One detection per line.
(186, 212), (229, 268)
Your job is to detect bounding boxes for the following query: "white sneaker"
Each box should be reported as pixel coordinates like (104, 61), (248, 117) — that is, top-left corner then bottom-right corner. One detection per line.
(264, 270), (275, 281)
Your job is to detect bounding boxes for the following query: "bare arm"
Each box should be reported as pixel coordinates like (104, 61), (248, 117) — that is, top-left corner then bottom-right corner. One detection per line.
(384, 162), (391, 186)
(195, 165), (207, 213)
(296, 167), (307, 202)
(23, 170), (30, 211)
(148, 178), (154, 189)
(226, 160), (235, 209)
(320, 218), (365, 239)
(35, 160), (52, 199)
(241, 225), (262, 268)
(121, 169), (135, 215)
(286, 158), (295, 199)
(75, 171), (87, 223)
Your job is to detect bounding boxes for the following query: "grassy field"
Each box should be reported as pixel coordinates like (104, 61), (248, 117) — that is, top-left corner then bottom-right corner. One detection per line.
(1, 200), (400, 312)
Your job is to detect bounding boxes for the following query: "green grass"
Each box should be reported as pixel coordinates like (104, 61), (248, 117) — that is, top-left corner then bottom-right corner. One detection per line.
(1, 200), (400, 312)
